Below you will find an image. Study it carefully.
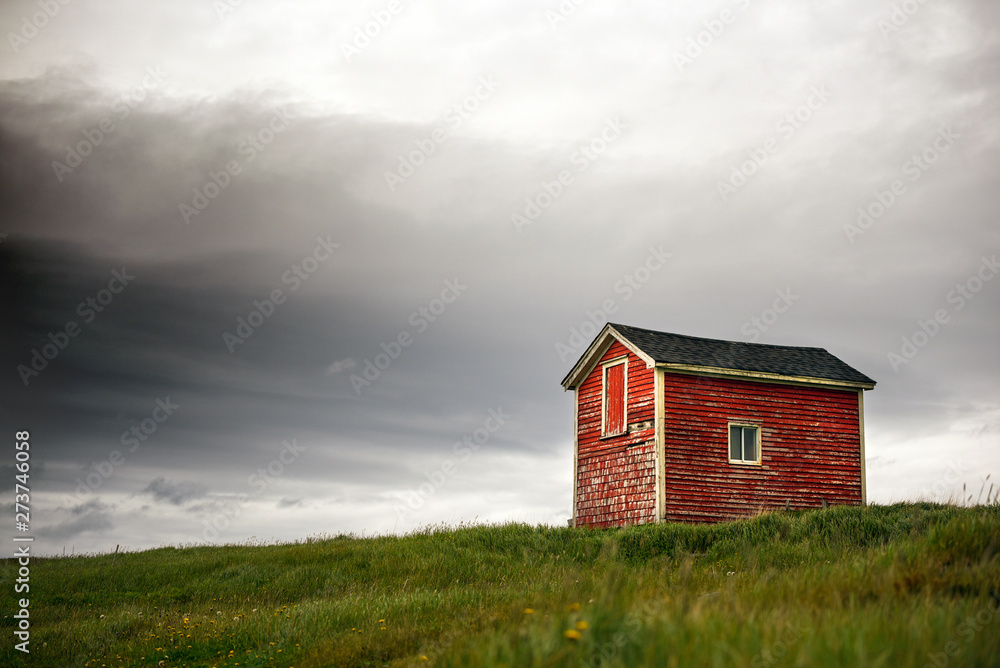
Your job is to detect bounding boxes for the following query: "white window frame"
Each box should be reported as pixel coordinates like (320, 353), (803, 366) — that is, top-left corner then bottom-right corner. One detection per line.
(600, 356), (628, 438)
(728, 422), (761, 465)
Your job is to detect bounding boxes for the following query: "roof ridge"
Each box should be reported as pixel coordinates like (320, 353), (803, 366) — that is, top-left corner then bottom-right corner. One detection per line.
(608, 322), (828, 352)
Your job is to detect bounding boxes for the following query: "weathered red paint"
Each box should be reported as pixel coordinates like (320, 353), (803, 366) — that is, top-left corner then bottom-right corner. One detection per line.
(574, 342), (865, 528)
(576, 341), (657, 528)
(661, 371), (862, 523)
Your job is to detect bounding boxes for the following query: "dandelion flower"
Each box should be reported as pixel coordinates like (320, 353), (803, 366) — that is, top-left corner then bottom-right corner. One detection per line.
(575, 621), (589, 631)
(564, 629), (582, 640)
(524, 608), (535, 614)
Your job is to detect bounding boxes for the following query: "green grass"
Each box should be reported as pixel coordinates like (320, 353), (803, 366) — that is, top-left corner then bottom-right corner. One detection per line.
(2, 503), (999, 667)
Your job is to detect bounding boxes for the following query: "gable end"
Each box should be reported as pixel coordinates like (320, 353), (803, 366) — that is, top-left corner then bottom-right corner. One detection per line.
(560, 324), (655, 391)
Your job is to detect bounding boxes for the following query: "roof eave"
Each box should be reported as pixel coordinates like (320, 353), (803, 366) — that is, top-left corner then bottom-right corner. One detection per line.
(655, 362), (876, 391)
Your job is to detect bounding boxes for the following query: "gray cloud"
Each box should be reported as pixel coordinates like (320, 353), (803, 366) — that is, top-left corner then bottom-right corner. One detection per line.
(139, 478), (209, 506)
(36, 499), (115, 544)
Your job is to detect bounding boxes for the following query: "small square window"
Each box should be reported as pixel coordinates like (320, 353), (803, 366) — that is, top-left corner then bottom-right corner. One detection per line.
(728, 424), (760, 464)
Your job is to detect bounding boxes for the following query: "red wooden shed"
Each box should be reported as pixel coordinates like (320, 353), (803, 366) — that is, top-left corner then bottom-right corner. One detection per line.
(560, 323), (876, 528)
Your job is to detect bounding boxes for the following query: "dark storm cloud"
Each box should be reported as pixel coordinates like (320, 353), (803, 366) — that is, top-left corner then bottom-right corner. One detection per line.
(0, 461), (44, 492)
(139, 477), (208, 505)
(0, 79), (571, 470)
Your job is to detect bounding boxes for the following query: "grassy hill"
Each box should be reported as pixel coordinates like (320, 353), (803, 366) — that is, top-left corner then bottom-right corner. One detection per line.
(2, 503), (998, 667)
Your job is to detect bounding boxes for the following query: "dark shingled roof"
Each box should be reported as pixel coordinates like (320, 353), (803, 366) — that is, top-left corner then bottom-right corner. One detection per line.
(609, 323), (876, 386)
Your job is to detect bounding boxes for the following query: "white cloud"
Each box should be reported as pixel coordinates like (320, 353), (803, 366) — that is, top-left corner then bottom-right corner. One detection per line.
(325, 358), (357, 375)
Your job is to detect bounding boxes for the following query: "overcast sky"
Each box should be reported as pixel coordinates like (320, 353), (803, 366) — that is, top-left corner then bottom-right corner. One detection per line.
(1, 0), (998, 555)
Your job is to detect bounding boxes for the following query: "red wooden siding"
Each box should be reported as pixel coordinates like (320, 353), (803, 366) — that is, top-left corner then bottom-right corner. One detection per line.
(575, 341), (657, 528)
(577, 442), (656, 529)
(604, 362), (625, 435)
(662, 372), (862, 523)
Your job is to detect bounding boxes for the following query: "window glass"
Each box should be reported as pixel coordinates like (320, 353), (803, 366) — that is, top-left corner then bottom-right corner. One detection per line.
(729, 425), (741, 460)
(729, 424), (759, 463)
(743, 426), (757, 462)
